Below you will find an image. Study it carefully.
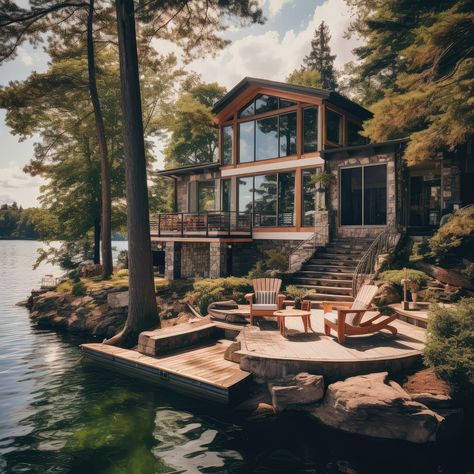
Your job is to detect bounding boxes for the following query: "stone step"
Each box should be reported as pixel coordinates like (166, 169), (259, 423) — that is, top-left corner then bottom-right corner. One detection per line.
(294, 290), (354, 302)
(291, 276), (353, 287)
(290, 282), (353, 295)
(319, 247), (366, 255)
(296, 270), (354, 279)
(315, 253), (362, 261)
(303, 264), (357, 273)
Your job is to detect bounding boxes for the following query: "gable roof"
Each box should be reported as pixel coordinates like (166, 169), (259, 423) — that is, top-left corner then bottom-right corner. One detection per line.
(156, 161), (220, 178)
(212, 77), (372, 120)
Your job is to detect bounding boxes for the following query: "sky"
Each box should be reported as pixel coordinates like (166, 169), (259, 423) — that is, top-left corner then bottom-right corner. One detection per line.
(0, 0), (360, 208)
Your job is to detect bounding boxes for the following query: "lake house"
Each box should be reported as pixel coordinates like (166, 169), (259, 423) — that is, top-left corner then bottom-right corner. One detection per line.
(151, 77), (473, 294)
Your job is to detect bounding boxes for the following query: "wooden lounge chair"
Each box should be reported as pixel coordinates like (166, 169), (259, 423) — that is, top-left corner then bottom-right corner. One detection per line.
(245, 278), (285, 326)
(322, 284), (398, 344)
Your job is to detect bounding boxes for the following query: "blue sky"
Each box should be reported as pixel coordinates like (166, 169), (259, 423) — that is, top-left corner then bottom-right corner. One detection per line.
(0, 0), (359, 207)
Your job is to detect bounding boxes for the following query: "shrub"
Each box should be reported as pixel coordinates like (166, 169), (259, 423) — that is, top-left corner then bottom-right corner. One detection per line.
(285, 285), (314, 301)
(412, 238), (430, 259)
(117, 269), (129, 278)
(57, 280), (73, 293)
(380, 269), (429, 289)
(116, 250), (128, 269)
(72, 280), (87, 296)
(247, 249), (288, 279)
(191, 277), (252, 315)
(423, 299), (474, 399)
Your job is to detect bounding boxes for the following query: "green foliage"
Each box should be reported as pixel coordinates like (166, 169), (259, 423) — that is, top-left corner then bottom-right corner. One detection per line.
(34, 240), (94, 271)
(380, 269), (429, 288)
(424, 299), (474, 399)
(164, 81), (226, 168)
(311, 171), (336, 189)
(72, 280), (87, 296)
(117, 250), (129, 269)
(346, 0), (474, 163)
(247, 249), (288, 279)
(412, 238), (431, 260)
(191, 277), (252, 315)
(303, 20), (337, 90)
(117, 269), (129, 278)
(286, 68), (322, 88)
(285, 285), (315, 301)
(428, 206), (474, 263)
(0, 203), (50, 239)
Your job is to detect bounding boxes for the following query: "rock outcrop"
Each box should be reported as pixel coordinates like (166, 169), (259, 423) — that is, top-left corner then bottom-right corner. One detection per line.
(311, 372), (443, 443)
(27, 286), (194, 339)
(269, 372), (324, 413)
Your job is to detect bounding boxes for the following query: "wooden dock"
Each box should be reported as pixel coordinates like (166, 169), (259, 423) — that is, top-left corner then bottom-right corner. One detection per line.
(236, 310), (426, 380)
(81, 339), (251, 404)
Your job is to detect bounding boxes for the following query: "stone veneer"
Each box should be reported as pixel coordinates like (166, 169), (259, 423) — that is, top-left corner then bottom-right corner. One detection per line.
(327, 152), (397, 238)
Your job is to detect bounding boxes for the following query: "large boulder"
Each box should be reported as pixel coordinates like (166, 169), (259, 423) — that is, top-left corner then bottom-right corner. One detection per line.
(311, 372), (442, 443)
(270, 372), (324, 413)
(374, 282), (401, 306)
(403, 368), (452, 409)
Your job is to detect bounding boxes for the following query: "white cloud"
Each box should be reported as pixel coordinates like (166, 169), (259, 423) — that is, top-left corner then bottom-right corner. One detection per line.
(267, 0), (294, 17)
(17, 47), (33, 66)
(188, 0), (361, 90)
(0, 161), (45, 207)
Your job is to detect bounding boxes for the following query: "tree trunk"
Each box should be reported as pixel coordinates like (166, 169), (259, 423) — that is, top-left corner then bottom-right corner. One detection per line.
(106, 0), (159, 346)
(87, 0), (113, 279)
(93, 217), (101, 264)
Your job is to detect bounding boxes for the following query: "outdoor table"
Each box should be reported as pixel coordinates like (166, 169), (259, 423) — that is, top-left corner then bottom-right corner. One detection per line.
(273, 308), (312, 337)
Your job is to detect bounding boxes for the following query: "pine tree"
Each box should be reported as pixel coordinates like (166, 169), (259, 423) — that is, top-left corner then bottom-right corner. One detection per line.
(304, 21), (337, 90)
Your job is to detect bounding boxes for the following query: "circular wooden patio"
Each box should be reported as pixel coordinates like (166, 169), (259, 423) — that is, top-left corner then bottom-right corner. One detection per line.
(235, 309), (426, 381)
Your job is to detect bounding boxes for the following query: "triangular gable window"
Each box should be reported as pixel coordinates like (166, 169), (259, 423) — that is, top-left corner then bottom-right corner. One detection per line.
(238, 94), (296, 118)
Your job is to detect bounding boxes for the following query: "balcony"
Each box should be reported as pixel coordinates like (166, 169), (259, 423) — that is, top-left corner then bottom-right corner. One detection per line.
(150, 211), (253, 238)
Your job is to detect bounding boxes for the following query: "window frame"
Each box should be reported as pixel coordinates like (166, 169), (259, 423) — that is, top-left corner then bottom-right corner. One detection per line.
(339, 163), (388, 227)
(326, 108), (343, 146)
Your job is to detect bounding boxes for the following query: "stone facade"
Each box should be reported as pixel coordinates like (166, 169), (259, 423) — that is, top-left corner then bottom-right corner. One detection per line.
(327, 151), (398, 238)
(181, 243), (210, 278)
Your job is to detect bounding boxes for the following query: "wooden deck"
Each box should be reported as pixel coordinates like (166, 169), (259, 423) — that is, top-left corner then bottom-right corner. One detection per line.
(81, 339), (251, 404)
(236, 309), (426, 380)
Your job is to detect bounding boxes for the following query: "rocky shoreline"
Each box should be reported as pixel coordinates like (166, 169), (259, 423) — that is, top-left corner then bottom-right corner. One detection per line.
(24, 286), (194, 339)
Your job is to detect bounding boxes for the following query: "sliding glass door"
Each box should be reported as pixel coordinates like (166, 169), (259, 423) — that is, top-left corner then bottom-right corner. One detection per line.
(341, 164), (387, 226)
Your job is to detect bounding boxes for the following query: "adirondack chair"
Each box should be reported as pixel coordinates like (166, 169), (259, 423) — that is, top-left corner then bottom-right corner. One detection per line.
(322, 284), (398, 344)
(245, 278), (285, 326)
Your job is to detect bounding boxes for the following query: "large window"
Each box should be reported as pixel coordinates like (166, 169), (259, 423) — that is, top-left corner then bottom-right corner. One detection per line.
(238, 172), (295, 227)
(341, 164), (387, 226)
(347, 121), (366, 146)
(256, 116), (279, 161)
(238, 94), (296, 118)
(222, 126), (233, 164)
(197, 181), (216, 212)
(239, 111), (297, 163)
(239, 121), (254, 163)
(326, 110), (342, 144)
(254, 174), (277, 226)
(303, 107), (318, 153)
(302, 168), (317, 226)
(221, 179), (231, 212)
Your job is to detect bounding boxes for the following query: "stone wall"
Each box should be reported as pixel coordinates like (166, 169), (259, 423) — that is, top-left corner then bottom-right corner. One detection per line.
(181, 242), (210, 278)
(327, 152), (397, 238)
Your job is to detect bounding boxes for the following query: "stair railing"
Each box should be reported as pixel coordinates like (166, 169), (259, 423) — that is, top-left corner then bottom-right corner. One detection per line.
(288, 221), (328, 273)
(352, 223), (401, 297)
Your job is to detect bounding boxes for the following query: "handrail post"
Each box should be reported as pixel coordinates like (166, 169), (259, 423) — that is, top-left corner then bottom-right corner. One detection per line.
(158, 214), (161, 237)
(205, 212), (209, 237)
(181, 212), (184, 237)
(228, 211), (231, 236)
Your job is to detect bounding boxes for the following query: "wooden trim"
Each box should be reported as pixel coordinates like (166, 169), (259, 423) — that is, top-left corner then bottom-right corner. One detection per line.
(296, 104), (303, 159)
(221, 154), (299, 170)
(151, 237), (253, 243)
(232, 112), (237, 165)
(295, 168), (302, 231)
(236, 105), (297, 124)
(213, 86), (322, 124)
(252, 227), (297, 232)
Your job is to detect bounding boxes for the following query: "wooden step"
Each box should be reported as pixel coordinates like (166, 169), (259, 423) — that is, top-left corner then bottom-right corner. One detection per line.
(304, 264), (357, 272)
(294, 290), (354, 302)
(316, 253), (361, 261)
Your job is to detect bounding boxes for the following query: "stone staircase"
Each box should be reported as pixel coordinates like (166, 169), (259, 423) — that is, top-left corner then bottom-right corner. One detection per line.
(288, 238), (373, 302)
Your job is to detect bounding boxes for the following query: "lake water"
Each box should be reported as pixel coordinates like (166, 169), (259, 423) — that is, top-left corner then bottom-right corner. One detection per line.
(0, 240), (471, 473)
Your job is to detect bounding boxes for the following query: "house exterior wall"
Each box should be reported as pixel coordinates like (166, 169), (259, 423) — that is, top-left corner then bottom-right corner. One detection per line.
(326, 151), (397, 238)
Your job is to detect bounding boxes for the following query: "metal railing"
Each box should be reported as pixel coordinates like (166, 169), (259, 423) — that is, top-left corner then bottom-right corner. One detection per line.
(288, 218), (329, 273)
(150, 211), (252, 238)
(352, 224), (401, 296)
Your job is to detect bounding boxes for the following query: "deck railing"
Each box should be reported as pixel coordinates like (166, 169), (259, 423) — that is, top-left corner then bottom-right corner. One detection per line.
(150, 211), (253, 238)
(352, 224), (401, 297)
